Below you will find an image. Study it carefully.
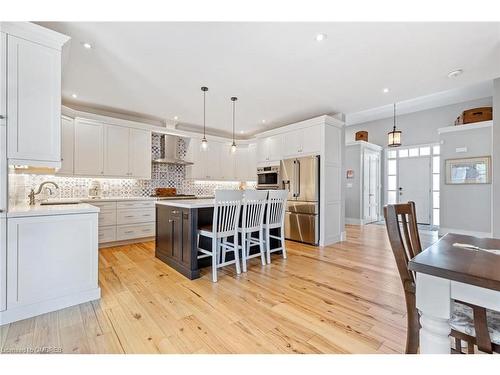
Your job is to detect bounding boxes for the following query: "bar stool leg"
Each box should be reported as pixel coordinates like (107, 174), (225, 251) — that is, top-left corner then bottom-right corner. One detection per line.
(241, 231), (248, 273)
(281, 227), (287, 259)
(233, 233), (241, 275)
(259, 229), (266, 266)
(211, 237), (218, 283)
(266, 228), (271, 264)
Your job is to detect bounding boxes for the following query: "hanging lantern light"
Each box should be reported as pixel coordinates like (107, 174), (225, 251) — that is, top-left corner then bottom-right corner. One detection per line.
(388, 103), (402, 147)
(230, 96), (237, 153)
(201, 86), (209, 150)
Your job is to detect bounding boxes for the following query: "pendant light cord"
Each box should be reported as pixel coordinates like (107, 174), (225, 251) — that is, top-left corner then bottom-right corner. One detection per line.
(393, 102), (396, 131)
(201, 86), (208, 140)
(231, 97), (237, 145)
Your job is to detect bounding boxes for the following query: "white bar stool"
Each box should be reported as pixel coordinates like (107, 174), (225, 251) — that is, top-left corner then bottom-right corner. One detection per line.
(197, 190), (243, 282)
(235, 189), (268, 273)
(263, 189), (288, 264)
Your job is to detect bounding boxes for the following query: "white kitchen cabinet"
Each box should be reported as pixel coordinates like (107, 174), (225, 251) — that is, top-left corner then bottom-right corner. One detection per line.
(220, 144), (236, 180)
(57, 116), (75, 175)
(129, 128), (152, 179)
(74, 119), (104, 176)
(234, 144), (257, 181)
(6, 35), (65, 167)
(6, 212), (99, 310)
(0, 33), (5, 128)
(186, 139), (224, 180)
(257, 134), (283, 163)
(283, 125), (321, 157)
(0, 218), (5, 312)
(104, 124), (130, 176)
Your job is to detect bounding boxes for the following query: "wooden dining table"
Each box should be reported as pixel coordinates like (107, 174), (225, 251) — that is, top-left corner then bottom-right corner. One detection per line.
(409, 233), (500, 354)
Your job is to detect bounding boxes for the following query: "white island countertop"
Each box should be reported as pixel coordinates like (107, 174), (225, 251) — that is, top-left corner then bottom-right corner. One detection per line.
(155, 198), (215, 209)
(7, 203), (100, 218)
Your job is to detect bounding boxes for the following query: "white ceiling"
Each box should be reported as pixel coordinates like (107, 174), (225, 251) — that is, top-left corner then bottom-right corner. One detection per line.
(40, 22), (500, 137)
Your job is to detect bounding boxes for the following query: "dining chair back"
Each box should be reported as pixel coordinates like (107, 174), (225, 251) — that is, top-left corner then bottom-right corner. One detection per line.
(213, 190), (243, 238)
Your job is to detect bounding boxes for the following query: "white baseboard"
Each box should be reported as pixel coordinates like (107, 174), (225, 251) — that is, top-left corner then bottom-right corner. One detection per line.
(438, 227), (492, 238)
(345, 218), (362, 225)
(0, 287), (101, 326)
(321, 232), (344, 247)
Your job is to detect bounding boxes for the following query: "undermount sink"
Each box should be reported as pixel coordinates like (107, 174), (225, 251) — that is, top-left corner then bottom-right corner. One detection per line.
(40, 200), (81, 206)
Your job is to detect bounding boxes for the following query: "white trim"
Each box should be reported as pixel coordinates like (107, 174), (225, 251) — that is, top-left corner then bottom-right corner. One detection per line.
(438, 120), (492, 134)
(437, 227), (492, 238)
(0, 22), (70, 51)
(256, 115), (344, 139)
(345, 218), (362, 225)
(0, 287), (100, 325)
(345, 140), (383, 151)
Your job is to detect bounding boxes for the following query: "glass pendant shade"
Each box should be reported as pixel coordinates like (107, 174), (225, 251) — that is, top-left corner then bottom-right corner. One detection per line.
(387, 103), (402, 147)
(201, 137), (208, 151)
(230, 142), (237, 153)
(388, 127), (402, 147)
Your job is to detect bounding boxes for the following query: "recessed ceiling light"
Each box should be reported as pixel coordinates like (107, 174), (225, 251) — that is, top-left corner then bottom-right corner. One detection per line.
(240, 130), (245, 134)
(447, 69), (463, 78)
(383, 88), (390, 93)
(82, 42), (92, 49)
(71, 93), (77, 99)
(315, 33), (327, 42)
(173, 116), (178, 120)
(262, 120), (266, 124)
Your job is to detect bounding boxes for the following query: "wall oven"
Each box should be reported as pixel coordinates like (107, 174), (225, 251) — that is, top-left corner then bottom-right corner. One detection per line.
(256, 165), (281, 190)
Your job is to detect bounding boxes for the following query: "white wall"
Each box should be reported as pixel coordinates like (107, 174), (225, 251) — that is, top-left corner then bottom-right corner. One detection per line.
(345, 144), (361, 220)
(345, 97), (493, 147)
(492, 78), (500, 238)
(439, 126), (492, 236)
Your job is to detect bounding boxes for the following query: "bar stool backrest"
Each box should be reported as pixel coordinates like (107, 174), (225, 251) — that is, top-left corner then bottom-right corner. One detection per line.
(213, 190), (243, 238)
(266, 190), (288, 229)
(242, 190), (268, 232)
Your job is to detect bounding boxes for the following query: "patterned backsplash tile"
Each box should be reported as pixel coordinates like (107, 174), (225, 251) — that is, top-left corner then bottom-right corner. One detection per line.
(9, 133), (255, 205)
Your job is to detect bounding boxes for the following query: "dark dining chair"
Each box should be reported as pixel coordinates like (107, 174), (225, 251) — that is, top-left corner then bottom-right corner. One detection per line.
(384, 201), (500, 354)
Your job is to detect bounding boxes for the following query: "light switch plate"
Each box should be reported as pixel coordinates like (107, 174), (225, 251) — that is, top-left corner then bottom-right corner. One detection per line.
(455, 147), (467, 153)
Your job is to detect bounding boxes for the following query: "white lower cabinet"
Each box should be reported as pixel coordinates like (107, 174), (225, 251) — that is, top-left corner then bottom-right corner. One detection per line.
(4, 213), (99, 315)
(117, 223), (155, 241)
(0, 218), (5, 313)
(90, 199), (156, 246)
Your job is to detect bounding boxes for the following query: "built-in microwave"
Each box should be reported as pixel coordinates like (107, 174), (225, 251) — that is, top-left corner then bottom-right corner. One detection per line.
(256, 165), (281, 190)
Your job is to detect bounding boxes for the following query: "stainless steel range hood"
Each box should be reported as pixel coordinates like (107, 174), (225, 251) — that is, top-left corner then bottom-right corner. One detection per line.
(152, 134), (193, 165)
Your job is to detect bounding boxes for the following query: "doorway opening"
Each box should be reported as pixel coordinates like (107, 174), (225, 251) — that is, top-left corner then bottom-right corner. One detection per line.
(385, 144), (440, 227)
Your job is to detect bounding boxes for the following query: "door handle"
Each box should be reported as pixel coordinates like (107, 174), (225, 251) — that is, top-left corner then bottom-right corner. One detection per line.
(294, 160), (301, 198)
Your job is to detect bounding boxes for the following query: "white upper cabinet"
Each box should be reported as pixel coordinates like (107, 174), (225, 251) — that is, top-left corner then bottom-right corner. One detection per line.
(283, 125), (321, 157)
(104, 124), (130, 176)
(58, 116), (74, 175)
(128, 128), (152, 179)
(0, 33), (5, 128)
(257, 134), (283, 163)
(74, 119), (104, 176)
(6, 35), (62, 167)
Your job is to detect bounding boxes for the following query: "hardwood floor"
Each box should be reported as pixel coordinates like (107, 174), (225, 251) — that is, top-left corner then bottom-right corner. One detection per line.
(0, 224), (438, 354)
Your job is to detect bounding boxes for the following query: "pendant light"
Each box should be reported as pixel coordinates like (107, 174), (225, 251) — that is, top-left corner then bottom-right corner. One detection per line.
(201, 86), (209, 150)
(387, 102), (402, 147)
(230, 96), (238, 153)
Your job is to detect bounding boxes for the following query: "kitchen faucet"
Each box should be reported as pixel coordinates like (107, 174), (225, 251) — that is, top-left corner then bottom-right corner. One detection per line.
(28, 181), (60, 205)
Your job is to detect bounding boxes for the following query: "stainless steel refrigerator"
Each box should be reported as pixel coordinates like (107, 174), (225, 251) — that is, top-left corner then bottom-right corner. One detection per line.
(280, 155), (319, 245)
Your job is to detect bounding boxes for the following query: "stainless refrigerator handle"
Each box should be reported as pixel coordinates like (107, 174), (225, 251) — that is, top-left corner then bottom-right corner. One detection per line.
(295, 159), (301, 198)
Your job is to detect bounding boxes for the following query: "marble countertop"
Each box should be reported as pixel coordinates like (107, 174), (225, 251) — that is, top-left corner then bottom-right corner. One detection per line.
(7, 203), (100, 218)
(155, 198), (215, 209)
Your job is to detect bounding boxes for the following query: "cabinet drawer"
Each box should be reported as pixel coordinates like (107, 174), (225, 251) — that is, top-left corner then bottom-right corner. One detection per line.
(116, 208), (155, 225)
(116, 223), (155, 241)
(98, 226), (116, 243)
(98, 211), (116, 226)
(117, 200), (155, 210)
(89, 201), (116, 211)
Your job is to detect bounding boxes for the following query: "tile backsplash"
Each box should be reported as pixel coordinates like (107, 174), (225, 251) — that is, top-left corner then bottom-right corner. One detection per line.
(9, 134), (255, 206)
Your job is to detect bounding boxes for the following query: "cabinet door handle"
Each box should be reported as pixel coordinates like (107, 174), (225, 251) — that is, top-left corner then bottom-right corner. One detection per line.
(172, 210), (179, 214)
(125, 215), (134, 218)
(124, 230), (134, 234)
(168, 219), (173, 223)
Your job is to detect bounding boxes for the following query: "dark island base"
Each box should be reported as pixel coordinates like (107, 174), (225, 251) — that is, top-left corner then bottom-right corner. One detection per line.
(155, 205), (281, 280)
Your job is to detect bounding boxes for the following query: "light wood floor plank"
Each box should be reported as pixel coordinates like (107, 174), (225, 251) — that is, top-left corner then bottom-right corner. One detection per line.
(0, 223), (438, 353)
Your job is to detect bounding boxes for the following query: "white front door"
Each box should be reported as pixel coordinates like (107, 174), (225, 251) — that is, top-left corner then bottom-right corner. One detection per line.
(398, 157), (431, 224)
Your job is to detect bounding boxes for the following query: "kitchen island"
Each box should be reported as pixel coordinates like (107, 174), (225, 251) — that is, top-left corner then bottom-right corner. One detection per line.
(155, 199), (215, 279)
